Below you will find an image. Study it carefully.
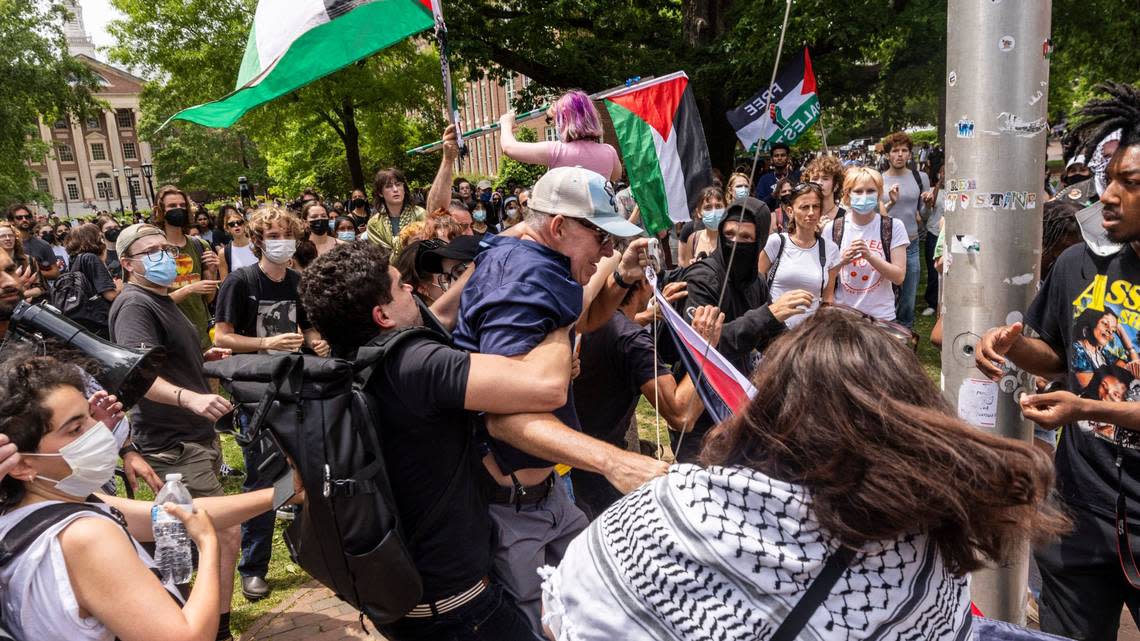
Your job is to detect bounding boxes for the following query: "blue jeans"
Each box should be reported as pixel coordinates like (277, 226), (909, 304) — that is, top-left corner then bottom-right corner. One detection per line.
(238, 411), (274, 578)
(377, 582), (541, 641)
(896, 239), (921, 328)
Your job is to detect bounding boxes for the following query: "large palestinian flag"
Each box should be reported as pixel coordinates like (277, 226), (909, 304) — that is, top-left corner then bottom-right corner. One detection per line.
(166, 0), (436, 129)
(604, 72), (713, 235)
(726, 48), (820, 150)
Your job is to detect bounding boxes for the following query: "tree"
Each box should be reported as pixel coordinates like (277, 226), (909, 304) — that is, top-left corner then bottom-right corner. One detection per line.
(493, 126), (546, 189)
(0, 0), (99, 206)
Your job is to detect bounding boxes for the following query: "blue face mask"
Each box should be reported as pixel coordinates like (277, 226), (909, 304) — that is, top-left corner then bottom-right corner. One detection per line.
(138, 253), (177, 287)
(701, 207), (726, 230)
(849, 192), (879, 215)
(337, 231), (356, 242)
(733, 186), (749, 200)
(473, 209), (487, 223)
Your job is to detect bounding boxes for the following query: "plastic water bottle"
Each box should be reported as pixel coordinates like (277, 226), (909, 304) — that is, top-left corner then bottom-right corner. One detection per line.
(152, 473), (194, 584)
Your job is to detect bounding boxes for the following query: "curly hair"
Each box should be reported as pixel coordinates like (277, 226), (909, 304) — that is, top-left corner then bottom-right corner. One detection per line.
(702, 307), (1070, 576)
(0, 354), (86, 509)
(64, 223), (105, 257)
(805, 155), (845, 200)
(298, 242), (394, 356)
(247, 206), (304, 259)
(1070, 81), (1140, 158)
(883, 131), (913, 153)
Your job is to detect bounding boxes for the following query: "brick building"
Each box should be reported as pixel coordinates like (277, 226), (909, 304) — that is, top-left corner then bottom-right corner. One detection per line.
(456, 72), (555, 178)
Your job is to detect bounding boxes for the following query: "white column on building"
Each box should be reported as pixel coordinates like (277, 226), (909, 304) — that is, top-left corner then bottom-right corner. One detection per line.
(37, 119), (65, 212)
(68, 118), (94, 206)
(104, 108), (126, 210)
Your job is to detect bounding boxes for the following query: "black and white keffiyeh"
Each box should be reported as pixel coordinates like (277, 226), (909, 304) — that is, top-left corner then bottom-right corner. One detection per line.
(541, 464), (972, 641)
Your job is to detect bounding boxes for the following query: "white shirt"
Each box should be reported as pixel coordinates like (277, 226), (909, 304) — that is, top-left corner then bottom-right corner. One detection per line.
(762, 233), (840, 328)
(823, 215), (909, 321)
(227, 242), (257, 271)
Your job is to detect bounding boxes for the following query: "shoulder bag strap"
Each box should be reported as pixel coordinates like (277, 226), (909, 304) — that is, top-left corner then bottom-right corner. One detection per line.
(770, 546), (856, 641)
(879, 215), (894, 265)
(831, 215), (845, 247)
(0, 503), (114, 568)
(817, 235), (828, 299)
(766, 233), (786, 291)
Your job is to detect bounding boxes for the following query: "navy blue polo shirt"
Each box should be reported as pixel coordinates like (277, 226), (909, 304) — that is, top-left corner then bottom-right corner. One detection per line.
(453, 234), (582, 473)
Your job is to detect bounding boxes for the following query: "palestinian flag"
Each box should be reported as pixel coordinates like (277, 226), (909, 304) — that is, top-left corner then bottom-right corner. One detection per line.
(604, 72), (713, 235)
(165, 0), (436, 129)
(649, 271), (756, 423)
(726, 48), (820, 150)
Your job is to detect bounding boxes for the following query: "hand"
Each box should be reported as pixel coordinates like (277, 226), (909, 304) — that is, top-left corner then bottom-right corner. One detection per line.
(691, 305), (725, 347)
(768, 290), (814, 322)
(123, 450), (163, 494)
(162, 503), (217, 548)
(310, 339), (331, 357)
(88, 391), (124, 427)
(185, 279), (220, 296)
(15, 264), (37, 290)
(618, 238), (650, 284)
(602, 449), (669, 494)
(202, 347), (231, 362)
(920, 189), (936, 207)
(1019, 391), (1087, 429)
(975, 322), (1023, 381)
(633, 282), (687, 325)
(442, 124), (459, 162)
(887, 183), (900, 205)
(182, 391), (232, 421)
(199, 249), (220, 270)
(0, 434), (19, 482)
(499, 111), (516, 129)
(840, 240), (867, 265)
(571, 351), (581, 380)
(264, 333), (305, 352)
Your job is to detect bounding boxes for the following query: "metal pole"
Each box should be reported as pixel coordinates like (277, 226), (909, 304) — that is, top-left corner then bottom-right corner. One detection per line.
(942, 0), (1051, 623)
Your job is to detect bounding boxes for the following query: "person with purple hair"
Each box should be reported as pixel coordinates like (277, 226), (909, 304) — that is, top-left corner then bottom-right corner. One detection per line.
(499, 89), (623, 182)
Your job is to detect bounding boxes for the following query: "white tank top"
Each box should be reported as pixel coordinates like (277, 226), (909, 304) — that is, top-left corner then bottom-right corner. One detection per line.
(0, 501), (182, 641)
(227, 242), (257, 271)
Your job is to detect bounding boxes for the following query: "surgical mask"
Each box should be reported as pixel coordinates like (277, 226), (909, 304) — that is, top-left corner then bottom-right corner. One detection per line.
(505, 207), (519, 219)
(164, 207), (188, 227)
(337, 231), (356, 243)
(136, 252), (177, 287)
(473, 209), (487, 223)
(849, 192), (879, 215)
(24, 422), (118, 497)
(733, 186), (749, 200)
(308, 220), (328, 235)
(701, 208), (726, 229)
(263, 239), (296, 264)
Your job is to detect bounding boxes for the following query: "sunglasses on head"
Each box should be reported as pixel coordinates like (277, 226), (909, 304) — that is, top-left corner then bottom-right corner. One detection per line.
(819, 302), (920, 352)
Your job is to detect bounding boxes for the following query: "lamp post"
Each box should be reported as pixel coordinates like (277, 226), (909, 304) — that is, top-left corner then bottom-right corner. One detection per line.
(112, 168), (125, 214)
(141, 161), (155, 208)
(123, 166), (138, 213)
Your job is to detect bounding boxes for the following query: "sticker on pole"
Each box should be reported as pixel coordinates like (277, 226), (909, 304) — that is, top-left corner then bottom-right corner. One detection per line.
(998, 35), (1016, 52)
(958, 378), (998, 428)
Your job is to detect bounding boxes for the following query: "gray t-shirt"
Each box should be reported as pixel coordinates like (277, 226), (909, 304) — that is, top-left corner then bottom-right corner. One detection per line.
(108, 283), (214, 453)
(883, 169), (931, 239)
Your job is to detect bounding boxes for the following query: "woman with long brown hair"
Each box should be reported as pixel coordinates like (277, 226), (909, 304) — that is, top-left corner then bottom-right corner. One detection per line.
(0, 221), (44, 302)
(541, 307), (1068, 641)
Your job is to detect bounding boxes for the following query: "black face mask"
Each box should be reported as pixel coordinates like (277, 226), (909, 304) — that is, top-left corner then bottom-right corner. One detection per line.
(308, 219), (328, 235)
(104, 228), (120, 243)
(1062, 172), (1091, 187)
(721, 238), (760, 284)
(352, 198), (368, 210)
(164, 207), (188, 227)
(40, 232), (55, 244)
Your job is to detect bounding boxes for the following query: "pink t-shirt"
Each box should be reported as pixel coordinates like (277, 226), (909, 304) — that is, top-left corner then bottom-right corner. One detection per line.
(547, 141), (621, 179)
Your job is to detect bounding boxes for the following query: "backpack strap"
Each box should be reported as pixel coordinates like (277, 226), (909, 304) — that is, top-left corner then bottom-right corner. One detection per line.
(239, 354), (305, 447)
(831, 215), (845, 247)
(879, 215), (894, 265)
(817, 234), (828, 298)
(224, 243), (233, 272)
(770, 546), (856, 641)
(0, 503), (111, 569)
(766, 233), (787, 291)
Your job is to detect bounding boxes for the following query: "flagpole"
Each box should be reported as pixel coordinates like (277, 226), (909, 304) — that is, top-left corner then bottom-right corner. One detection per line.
(430, 0), (465, 154)
(818, 103), (831, 154)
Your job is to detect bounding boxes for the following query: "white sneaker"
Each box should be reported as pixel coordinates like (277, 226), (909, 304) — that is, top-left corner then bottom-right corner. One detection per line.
(922, 307), (935, 316)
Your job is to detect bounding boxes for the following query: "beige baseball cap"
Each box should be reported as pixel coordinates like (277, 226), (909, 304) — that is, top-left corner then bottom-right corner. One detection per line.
(115, 223), (165, 258)
(528, 166), (643, 238)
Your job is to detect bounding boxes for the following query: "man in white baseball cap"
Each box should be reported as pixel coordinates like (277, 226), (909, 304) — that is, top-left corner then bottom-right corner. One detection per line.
(451, 166), (666, 632)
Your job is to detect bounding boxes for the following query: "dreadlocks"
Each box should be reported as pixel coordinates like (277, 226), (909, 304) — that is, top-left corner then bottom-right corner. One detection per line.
(1070, 81), (1140, 158)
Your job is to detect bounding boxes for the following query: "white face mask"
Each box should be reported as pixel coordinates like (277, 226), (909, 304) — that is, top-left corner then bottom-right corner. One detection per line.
(262, 239), (297, 264)
(24, 422), (118, 497)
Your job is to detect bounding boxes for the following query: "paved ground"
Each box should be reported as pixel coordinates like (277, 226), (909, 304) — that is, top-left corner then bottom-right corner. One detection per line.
(243, 581), (1139, 641)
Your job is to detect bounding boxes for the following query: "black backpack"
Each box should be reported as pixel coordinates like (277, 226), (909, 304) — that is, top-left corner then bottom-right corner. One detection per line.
(204, 327), (463, 626)
(48, 256), (107, 333)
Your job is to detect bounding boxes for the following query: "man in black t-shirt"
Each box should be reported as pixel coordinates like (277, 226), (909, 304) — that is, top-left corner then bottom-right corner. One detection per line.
(6, 204), (59, 280)
(977, 84), (1140, 640)
(299, 242), (574, 641)
(213, 207), (329, 602)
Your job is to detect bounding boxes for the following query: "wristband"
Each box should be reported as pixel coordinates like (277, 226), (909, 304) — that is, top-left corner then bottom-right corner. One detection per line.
(612, 268), (636, 290)
(175, 387), (184, 408)
(119, 442), (140, 459)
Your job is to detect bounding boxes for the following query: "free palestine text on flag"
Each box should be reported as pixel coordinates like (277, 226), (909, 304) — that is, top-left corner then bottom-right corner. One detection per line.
(166, 0), (436, 129)
(726, 47), (820, 150)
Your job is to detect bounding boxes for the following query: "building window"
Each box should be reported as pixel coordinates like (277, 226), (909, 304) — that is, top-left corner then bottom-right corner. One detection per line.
(545, 126), (558, 142)
(129, 178), (141, 197)
(90, 142), (106, 161)
(57, 143), (74, 162)
(86, 117), (101, 130)
(53, 119), (68, 130)
(122, 142), (137, 160)
(65, 178), (80, 201)
(504, 75), (515, 109)
(485, 139), (494, 170)
(35, 177), (50, 193)
(480, 82), (489, 126)
(96, 174), (114, 200)
(116, 109), (133, 129)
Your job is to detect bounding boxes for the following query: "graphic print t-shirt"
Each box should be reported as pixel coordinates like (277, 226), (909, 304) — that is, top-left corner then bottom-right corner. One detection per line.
(215, 264), (310, 353)
(170, 236), (211, 348)
(822, 215), (908, 321)
(1027, 243), (1140, 519)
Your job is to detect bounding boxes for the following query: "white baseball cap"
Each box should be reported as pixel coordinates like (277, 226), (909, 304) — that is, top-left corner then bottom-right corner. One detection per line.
(529, 166), (643, 238)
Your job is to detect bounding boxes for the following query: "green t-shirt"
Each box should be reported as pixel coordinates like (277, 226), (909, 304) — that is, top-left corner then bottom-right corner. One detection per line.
(171, 236), (212, 349)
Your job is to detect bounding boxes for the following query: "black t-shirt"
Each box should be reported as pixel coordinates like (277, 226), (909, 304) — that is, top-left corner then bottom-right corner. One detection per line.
(23, 236), (56, 270)
(72, 252), (115, 295)
(1026, 243), (1140, 520)
(214, 264), (310, 342)
(364, 334), (491, 601)
(108, 284), (214, 453)
(679, 220), (702, 244)
(573, 312), (669, 446)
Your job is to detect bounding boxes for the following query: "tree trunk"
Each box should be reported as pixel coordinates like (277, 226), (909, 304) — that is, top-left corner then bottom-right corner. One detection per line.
(340, 97), (366, 191)
(683, 0), (737, 175)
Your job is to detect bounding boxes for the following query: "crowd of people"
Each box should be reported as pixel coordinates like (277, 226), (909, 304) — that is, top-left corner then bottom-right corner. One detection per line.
(0, 82), (1135, 641)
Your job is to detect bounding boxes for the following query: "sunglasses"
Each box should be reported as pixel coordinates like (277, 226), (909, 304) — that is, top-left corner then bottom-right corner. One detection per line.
(819, 302), (919, 352)
(571, 217), (613, 247)
(11, 214), (30, 221)
(226, 220), (245, 228)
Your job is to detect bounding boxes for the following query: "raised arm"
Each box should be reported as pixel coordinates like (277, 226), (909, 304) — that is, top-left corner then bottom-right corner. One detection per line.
(426, 125), (460, 215)
(499, 111), (556, 165)
(578, 238), (649, 333)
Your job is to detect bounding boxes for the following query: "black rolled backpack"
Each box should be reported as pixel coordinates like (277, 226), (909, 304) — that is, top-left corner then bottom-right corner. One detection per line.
(204, 326), (462, 626)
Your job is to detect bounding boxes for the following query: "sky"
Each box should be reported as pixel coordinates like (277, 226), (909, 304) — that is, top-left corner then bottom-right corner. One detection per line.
(78, 0), (119, 60)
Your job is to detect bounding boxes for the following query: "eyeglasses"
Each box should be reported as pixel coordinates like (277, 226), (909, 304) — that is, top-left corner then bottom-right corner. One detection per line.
(128, 245), (179, 263)
(819, 302), (919, 352)
(447, 260), (470, 282)
(226, 220), (245, 228)
(571, 217), (613, 247)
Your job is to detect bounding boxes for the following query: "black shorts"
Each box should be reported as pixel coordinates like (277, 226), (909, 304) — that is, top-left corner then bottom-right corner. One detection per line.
(1034, 506), (1140, 640)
